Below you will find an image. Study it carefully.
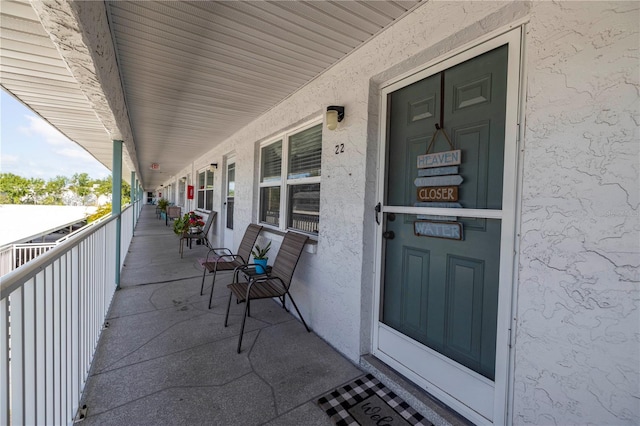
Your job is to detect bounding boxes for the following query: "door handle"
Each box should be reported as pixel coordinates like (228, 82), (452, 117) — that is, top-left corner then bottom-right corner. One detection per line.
(383, 231), (395, 240)
(375, 202), (381, 225)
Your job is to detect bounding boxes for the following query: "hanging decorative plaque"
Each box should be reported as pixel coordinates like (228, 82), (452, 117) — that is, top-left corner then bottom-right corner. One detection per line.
(414, 124), (464, 240)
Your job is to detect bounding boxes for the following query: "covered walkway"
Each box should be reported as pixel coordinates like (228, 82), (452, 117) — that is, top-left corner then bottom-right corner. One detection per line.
(79, 205), (360, 425)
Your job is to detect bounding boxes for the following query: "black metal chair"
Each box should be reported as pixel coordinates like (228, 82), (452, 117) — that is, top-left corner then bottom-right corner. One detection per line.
(179, 211), (216, 258)
(224, 231), (309, 353)
(200, 224), (262, 308)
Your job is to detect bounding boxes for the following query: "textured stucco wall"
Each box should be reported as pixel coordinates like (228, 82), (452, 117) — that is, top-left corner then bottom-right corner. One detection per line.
(70, 0), (638, 423)
(191, 1), (525, 362)
(514, 2), (639, 425)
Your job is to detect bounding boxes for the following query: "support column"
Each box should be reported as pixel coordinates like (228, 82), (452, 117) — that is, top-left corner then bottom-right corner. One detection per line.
(131, 171), (136, 235)
(112, 140), (123, 289)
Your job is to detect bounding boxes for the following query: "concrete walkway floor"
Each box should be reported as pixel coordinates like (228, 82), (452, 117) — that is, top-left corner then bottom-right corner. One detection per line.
(79, 206), (361, 425)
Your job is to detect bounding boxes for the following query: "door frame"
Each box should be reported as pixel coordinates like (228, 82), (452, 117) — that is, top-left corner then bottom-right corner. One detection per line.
(222, 154), (236, 249)
(372, 27), (523, 425)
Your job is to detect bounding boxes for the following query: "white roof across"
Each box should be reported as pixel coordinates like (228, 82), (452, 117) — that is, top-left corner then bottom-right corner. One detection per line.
(0, 204), (96, 246)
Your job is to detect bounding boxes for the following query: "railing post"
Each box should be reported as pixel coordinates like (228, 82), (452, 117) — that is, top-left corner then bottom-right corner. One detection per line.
(112, 140), (123, 289)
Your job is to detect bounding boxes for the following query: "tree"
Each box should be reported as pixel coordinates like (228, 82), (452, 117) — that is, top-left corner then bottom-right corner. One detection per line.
(69, 172), (92, 205)
(87, 203), (112, 223)
(0, 172), (132, 206)
(0, 173), (29, 204)
(24, 178), (46, 204)
(121, 180), (131, 205)
(93, 176), (112, 198)
(42, 175), (68, 205)
(92, 176), (131, 205)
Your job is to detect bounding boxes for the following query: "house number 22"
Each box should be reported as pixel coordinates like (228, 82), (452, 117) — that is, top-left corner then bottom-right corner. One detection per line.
(335, 144), (345, 154)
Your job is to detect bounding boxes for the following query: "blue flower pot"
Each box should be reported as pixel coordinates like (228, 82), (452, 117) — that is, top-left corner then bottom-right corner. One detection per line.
(254, 258), (268, 274)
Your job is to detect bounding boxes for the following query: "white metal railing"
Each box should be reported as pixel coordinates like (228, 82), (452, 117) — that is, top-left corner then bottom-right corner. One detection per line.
(0, 244), (57, 278)
(0, 202), (142, 278)
(0, 199), (142, 425)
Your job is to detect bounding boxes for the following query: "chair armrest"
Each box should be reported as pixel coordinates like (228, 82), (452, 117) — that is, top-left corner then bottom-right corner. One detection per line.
(205, 247), (233, 261)
(215, 254), (245, 263)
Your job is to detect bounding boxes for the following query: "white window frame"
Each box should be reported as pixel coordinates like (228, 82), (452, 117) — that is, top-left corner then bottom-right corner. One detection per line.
(258, 119), (322, 235)
(178, 178), (186, 207)
(196, 169), (215, 212)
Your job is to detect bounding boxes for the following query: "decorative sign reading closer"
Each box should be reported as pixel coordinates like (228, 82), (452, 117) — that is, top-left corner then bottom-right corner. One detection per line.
(417, 186), (458, 202)
(416, 149), (461, 169)
(414, 221), (463, 240)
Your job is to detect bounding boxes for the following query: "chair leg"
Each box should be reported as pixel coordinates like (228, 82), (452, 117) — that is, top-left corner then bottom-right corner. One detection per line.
(279, 296), (288, 311)
(200, 266), (208, 295)
(224, 291), (234, 327)
(207, 270), (217, 309)
(286, 293), (310, 333)
(237, 298), (250, 353)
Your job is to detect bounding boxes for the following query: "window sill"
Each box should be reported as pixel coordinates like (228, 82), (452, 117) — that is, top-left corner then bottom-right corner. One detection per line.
(260, 226), (318, 254)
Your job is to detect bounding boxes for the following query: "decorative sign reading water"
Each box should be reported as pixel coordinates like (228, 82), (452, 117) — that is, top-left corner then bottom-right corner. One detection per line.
(414, 221), (463, 240)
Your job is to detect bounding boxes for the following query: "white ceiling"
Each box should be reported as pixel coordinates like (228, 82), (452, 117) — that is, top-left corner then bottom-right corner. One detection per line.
(1, 0), (421, 189)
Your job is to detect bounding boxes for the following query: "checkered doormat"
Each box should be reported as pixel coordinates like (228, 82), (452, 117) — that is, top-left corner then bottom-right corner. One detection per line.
(317, 374), (433, 426)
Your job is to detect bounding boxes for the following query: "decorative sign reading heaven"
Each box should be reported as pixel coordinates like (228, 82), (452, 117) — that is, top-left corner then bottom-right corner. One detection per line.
(416, 149), (461, 169)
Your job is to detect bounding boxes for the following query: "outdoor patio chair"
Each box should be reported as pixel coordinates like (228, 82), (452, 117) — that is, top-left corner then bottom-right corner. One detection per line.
(200, 223), (262, 308)
(166, 206), (181, 226)
(179, 211), (216, 258)
(224, 230), (309, 353)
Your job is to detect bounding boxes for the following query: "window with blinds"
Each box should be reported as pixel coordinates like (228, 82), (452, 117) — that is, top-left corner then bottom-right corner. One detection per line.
(288, 125), (321, 179)
(261, 140), (282, 183)
(258, 120), (322, 235)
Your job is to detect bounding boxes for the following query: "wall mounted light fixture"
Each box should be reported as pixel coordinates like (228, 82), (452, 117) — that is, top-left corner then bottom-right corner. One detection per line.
(326, 105), (345, 130)
(210, 163), (218, 172)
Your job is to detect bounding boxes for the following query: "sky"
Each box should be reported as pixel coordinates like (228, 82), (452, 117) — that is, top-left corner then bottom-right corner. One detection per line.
(0, 89), (110, 181)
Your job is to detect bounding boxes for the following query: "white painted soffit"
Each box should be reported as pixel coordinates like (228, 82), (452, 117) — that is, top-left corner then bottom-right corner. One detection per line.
(106, 0), (422, 189)
(0, 0), (138, 184)
(2, 0), (422, 190)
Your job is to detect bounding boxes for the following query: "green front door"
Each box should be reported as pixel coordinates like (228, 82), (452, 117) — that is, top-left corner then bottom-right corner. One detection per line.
(377, 43), (512, 422)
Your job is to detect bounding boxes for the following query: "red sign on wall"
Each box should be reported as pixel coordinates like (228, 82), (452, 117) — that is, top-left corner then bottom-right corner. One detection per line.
(187, 185), (194, 199)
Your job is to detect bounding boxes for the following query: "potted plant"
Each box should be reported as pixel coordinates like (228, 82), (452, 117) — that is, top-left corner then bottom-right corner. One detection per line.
(187, 211), (205, 233)
(157, 198), (169, 212)
(251, 241), (271, 274)
(173, 213), (188, 235)
(157, 198), (169, 220)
